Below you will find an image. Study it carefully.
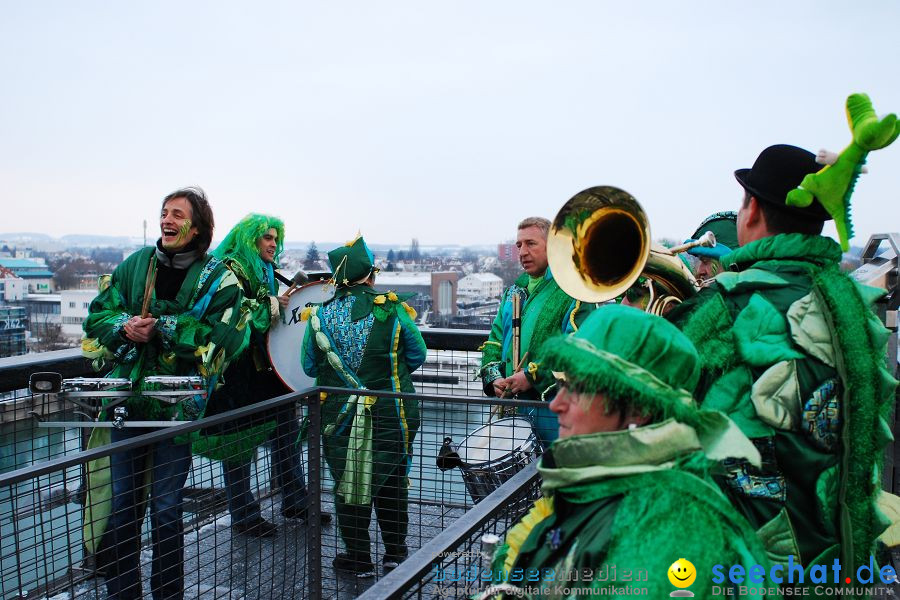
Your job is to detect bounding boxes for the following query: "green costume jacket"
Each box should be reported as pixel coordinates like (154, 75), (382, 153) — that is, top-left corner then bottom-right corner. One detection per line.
(82, 246), (247, 420)
(193, 257), (281, 464)
(479, 270), (594, 399)
(301, 285), (427, 502)
(668, 234), (897, 573)
(491, 421), (772, 599)
(79, 245), (246, 554)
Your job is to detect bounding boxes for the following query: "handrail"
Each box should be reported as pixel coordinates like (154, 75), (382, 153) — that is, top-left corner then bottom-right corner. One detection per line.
(0, 328), (489, 393)
(0, 385), (544, 487)
(358, 462), (540, 600)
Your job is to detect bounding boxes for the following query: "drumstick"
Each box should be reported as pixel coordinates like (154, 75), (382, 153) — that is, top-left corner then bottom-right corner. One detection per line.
(283, 271), (311, 297)
(140, 259), (157, 318)
(490, 352), (530, 420)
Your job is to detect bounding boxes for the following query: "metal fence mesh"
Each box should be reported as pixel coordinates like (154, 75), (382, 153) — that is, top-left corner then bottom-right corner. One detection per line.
(0, 346), (547, 600)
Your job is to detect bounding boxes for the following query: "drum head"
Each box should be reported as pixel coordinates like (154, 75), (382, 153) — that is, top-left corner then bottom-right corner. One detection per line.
(266, 280), (335, 391)
(458, 417), (536, 465)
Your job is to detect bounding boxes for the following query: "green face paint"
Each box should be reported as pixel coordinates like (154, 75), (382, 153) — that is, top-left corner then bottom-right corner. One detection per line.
(162, 219), (194, 249)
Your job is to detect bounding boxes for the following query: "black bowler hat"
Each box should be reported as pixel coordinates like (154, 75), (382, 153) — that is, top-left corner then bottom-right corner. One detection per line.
(734, 144), (831, 221)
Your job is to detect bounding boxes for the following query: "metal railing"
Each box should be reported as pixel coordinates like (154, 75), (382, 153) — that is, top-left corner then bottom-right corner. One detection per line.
(0, 329), (547, 600)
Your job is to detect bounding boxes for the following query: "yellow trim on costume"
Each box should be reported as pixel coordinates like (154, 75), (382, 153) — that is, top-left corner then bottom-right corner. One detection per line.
(300, 307), (312, 321)
(401, 301), (417, 320)
(527, 361), (539, 377)
(399, 398), (410, 458)
(319, 391), (328, 402)
(390, 322), (411, 455)
(569, 300), (581, 332)
(391, 321), (402, 393)
(374, 295), (386, 305)
(503, 497), (554, 574)
(478, 340), (502, 351)
(387, 291), (398, 302)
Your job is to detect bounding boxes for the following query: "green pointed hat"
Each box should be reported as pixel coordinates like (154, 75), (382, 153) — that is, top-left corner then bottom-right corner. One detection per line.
(328, 235), (376, 287)
(541, 304), (760, 464)
(686, 211), (738, 259)
(543, 304), (699, 420)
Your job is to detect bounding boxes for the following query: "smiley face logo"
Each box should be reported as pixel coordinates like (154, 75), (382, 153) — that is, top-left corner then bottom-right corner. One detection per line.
(668, 558), (696, 588)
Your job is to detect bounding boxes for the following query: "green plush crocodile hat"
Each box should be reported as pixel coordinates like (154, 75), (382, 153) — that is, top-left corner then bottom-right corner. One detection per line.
(685, 211), (738, 259)
(542, 304), (701, 424)
(328, 235), (376, 287)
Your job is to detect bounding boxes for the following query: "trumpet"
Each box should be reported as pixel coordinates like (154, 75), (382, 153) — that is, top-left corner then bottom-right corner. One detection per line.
(547, 186), (702, 313)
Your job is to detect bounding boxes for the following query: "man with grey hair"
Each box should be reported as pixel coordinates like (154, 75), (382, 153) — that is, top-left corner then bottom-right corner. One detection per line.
(478, 216), (595, 445)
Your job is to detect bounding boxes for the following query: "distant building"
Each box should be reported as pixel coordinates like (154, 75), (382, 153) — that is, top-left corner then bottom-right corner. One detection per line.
(458, 273), (503, 299)
(374, 271), (458, 323)
(0, 305), (27, 357)
(0, 266), (26, 302)
(0, 258), (54, 293)
(498, 243), (518, 263)
(21, 294), (61, 340)
(60, 289), (95, 341)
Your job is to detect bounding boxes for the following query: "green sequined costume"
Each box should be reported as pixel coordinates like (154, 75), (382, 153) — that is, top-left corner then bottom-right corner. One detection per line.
(302, 284), (427, 560)
(668, 233), (897, 575)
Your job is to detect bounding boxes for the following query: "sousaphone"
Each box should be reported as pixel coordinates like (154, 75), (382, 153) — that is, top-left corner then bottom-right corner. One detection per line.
(547, 186), (701, 312)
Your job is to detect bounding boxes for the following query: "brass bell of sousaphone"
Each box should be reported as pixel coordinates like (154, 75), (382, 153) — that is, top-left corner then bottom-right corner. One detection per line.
(547, 186), (700, 311)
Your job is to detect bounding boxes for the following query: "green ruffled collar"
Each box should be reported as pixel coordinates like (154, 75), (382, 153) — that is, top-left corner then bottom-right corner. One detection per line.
(328, 285), (414, 322)
(539, 419), (703, 492)
(722, 233), (842, 271)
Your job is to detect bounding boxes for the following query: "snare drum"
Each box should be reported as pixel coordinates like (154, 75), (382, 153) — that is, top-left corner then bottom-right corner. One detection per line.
(267, 280), (335, 391)
(456, 417), (543, 504)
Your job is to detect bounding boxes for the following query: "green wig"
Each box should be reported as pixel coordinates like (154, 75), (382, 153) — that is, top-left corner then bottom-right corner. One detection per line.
(212, 213), (285, 291)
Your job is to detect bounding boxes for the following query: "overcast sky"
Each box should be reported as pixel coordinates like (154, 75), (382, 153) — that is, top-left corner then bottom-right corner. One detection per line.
(1, 1), (898, 247)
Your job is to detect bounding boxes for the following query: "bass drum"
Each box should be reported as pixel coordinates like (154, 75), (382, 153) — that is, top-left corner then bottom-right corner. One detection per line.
(266, 280), (335, 391)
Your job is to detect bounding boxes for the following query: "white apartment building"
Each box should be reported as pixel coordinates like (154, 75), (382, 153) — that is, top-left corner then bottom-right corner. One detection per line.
(457, 273), (503, 299)
(60, 289), (96, 341)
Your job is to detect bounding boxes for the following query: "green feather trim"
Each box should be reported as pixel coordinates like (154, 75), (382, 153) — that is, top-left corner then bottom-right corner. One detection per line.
(680, 292), (735, 375)
(602, 468), (772, 598)
(812, 265), (897, 567)
(541, 336), (701, 431)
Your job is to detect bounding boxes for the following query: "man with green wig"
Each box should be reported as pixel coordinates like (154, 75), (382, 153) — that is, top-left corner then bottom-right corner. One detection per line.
(484, 305), (771, 599)
(197, 213), (328, 537)
(82, 187), (246, 600)
(683, 211), (739, 284)
(478, 216), (595, 445)
(668, 141), (898, 583)
(301, 235), (427, 577)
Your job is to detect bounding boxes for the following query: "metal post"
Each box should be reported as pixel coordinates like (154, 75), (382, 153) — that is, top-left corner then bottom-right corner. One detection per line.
(306, 391), (322, 600)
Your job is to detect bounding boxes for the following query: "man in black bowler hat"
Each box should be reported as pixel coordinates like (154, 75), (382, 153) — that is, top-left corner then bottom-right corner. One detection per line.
(668, 144), (897, 583)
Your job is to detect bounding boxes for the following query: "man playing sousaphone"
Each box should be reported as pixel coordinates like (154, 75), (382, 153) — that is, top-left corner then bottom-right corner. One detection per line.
(477, 217), (595, 446)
